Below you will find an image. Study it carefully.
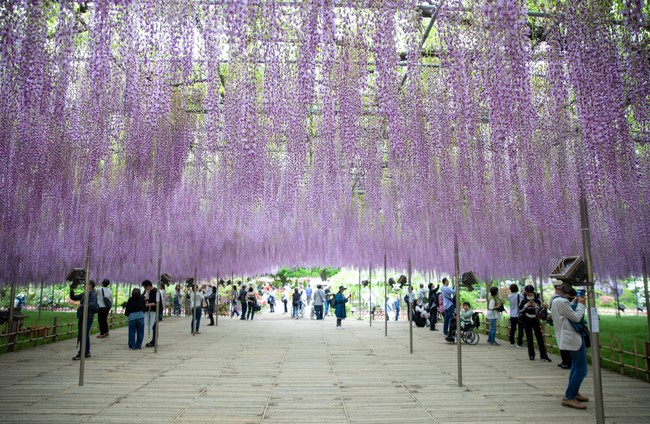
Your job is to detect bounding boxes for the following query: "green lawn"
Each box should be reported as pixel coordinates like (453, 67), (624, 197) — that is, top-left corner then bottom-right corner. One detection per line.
(1, 309), (128, 353)
(493, 314), (650, 381)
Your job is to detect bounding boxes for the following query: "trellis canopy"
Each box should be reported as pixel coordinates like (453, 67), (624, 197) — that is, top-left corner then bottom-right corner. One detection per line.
(1, 0), (648, 284)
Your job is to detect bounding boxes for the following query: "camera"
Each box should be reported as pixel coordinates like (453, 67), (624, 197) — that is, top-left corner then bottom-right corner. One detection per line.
(576, 289), (586, 298)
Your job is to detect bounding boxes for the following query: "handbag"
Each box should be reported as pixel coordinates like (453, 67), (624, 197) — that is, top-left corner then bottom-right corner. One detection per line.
(101, 288), (112, 310)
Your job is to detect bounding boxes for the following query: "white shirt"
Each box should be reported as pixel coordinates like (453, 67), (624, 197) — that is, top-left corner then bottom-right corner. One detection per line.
(189, 291), (204, 309)
(97, 287), (114, 308)
(549, 293), (586, 351)
(486, 297), (501, 320)
(508, 293), (522, 318)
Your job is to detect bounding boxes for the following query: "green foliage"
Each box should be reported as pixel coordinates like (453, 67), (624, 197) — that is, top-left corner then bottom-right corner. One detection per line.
(273, 266), (340, 282)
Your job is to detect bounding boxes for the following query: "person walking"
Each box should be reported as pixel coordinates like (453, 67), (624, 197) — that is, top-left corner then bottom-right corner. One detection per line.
(96, 279), (113, 338)
(291, 287), (301, 319)
(267, 289), (276, 313)
(441, 278), (456, 336)
(70, 280), (98, 360)
(334, 286), (349, 329)
(188, 282), (204, 334)
(246, 286), (258, 320)
(206, 285), (216, 325)
(486, 286), (503, 345)
(507, 283), (524, 348)
(550, 281), (589, 410)
(392, 296), (401, 321)
(313, 284), (326, 320)
(519, 285), (552, 362)
(125, 288), (146, 350)
(173, 284), (182, 316)
(230, 285), (240, 318)
(405, 286), (416, 321)
(324, 286), (332, 316)
(282, 287), (289, 314)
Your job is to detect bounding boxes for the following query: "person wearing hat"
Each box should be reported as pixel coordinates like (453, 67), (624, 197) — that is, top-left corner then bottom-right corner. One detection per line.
(334, 286), (350, 329)
(549, 281), (589, 410)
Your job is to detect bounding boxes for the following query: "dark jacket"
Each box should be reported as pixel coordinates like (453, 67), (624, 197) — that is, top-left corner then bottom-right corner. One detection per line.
(144, 288), (159, 312)
(70, 288), (98, 312)
(125, 296), (146, 316)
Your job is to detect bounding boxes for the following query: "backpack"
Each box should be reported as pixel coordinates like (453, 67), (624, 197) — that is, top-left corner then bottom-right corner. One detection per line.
(329, 294), (337, 308)
(472, 312), (480, 329)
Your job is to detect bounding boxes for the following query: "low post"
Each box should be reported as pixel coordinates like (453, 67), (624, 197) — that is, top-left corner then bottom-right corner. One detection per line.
(454, 237), (462, 387)
(79, 245), (92, 386)
(580, 194), (604, 424)
(408, 258), (413, 354)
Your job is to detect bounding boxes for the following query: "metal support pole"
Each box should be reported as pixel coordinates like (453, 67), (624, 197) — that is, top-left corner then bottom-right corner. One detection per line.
(408, 258), (413, 354)
(8, 282), (16, 328)
(51, 285), (55, 311)
(215, 273), (219, 327)
(37, 280), (44, 323)
(114, 283), (119, 314)
(79, 245), (92, 386)
(384, 253), (388, 337)
(369, 264), (372, 327)
(192, 266), (198, 335)
(454, 237), (462, 387)
(614, 280), (621, 318)
(358, 269), (361, 317)
(642, 254), (649, 342)
(539, 267), (544, 303)
(580, 194), (604, 424)
(155, 253), (161, 353)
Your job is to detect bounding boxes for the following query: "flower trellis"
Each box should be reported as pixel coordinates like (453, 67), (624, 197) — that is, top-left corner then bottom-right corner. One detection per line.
(0, 0), (648, 284)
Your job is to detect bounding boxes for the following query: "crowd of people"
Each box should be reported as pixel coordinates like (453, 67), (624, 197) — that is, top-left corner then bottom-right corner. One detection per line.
(68, 275), (590, 411)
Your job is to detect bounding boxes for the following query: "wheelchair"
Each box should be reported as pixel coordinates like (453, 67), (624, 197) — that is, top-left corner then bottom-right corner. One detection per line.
(445, 312), (481, 345)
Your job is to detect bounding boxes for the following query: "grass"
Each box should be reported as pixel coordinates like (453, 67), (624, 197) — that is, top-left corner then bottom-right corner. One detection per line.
(492, 314), (650, 381)
(1, 309), (128, 354)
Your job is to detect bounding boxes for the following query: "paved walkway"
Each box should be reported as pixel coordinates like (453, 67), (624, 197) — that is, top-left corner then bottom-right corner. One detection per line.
(1, 312), (649, 424)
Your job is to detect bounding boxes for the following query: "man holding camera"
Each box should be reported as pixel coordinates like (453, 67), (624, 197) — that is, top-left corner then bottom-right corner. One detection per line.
(550, 281), (589, 410)
(70, 280), (98, 360)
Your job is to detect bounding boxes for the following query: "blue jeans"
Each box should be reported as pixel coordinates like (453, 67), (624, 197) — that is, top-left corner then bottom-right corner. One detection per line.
(173, 301), (181, 316)
(443, 305), (455, 335)
(324, 302), (330, 315)
(292, 303), (300, 318)
(191, 307), (201, 332)
(394, 308), (400, 321)
(488, 318), (497, 343)
(128, 318), (144, 349)
(76, 315), (93, 355)
(566, 339), (588, 400)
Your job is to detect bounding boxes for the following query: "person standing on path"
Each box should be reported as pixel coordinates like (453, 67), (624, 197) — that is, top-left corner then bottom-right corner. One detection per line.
(441, 278), (455, 335)
(246, 286), (258, 320)
(143, 280), (160, 348)
(173, 284), (182, 316)
(486, 286), (503, 345)
(282, 287), (289, 314)
(97, 279), (113, 338)
(334, 286), (349, 329)
(206, 285), (216, 325)
(239, 284), (248, 320)
(291, 287), (302, 319)
(427, 283), (440, 331)
(313, 284), (326, 320)
(125, 288), (146, 350)
(70, 280), (98, 360)
(518, 284), (552, 362)
(392, 296), (401, 321)
(189, 282), (204, 334)
(507, 283), (524, 348)
(550, 281), (589, 410)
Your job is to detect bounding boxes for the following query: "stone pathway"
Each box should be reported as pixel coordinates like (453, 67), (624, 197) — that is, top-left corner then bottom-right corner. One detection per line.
(0, 312), (649, 423)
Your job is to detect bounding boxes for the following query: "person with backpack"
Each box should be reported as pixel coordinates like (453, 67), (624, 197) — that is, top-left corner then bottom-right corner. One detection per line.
(518, 285), (552, 362)
(441, 278), (456, 336)
(70, 279), (98, 360)
(96, 279), (113, 339)
(206, 285), (216, 325)
(291, 287), (302, 319)
(334, 286), (349, 329)
(267, 289), (276, 313)
(143, 280), (160, 347)
(486, 286), (503, 345)
(507, 283), (524, 348)
(124, 287), (146, 350)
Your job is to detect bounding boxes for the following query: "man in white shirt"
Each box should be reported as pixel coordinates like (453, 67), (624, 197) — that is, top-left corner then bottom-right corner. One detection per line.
(441, 278), (455, 336)
(549, 281), (589, 410)
(96, 279), (113, 338)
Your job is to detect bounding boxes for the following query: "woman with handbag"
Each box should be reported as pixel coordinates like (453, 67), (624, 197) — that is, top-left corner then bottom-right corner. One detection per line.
(518, 285), (552, 362)
(97, 279), (113, 338)
(206, 286), (216, 326)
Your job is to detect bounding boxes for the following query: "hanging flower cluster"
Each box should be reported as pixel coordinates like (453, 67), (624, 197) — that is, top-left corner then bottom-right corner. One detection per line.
(0, 0), (648, 285)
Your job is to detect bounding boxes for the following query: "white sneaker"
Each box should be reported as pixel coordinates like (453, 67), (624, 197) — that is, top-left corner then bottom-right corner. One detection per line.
(510, 344), (516, 347)
(336, 326), (343, 330)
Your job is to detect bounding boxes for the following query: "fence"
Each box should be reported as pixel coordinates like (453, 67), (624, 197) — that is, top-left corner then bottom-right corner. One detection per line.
(0, 312), (129, 354)
(489, 318), (650, 383)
